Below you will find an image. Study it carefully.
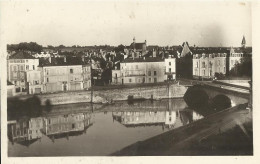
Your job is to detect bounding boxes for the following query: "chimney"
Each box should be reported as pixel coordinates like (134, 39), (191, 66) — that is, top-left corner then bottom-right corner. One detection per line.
(49, 57), (51, 63)
(153, 49), (156, 58)
(64, 56), (66, 62)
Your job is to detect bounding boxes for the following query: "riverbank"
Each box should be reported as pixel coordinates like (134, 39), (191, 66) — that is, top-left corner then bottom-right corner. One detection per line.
(9, 83), (187, 105)
(111, 103), (252, 155)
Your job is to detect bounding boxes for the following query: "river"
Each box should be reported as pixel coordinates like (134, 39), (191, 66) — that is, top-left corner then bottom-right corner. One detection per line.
(8, 98), (226, 156)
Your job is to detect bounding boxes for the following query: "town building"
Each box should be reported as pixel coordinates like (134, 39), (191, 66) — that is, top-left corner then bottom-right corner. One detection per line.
(26, 70), (44, 94)
(127, 37), (147, 58)
(7, 51), (40, 93)
(192, 52), (228, 79)
(111, 56), (176, 85)
(39, 57), (91, 93)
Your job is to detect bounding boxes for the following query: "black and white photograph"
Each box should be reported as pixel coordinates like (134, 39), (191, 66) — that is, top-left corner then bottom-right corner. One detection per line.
(0, 0), (259, 163)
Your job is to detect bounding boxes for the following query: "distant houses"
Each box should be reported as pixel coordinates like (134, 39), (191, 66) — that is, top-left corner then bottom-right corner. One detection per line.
(6, 36), (252, 96)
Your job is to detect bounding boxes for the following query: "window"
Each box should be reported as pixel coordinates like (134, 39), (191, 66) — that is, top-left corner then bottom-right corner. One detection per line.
(209, 62), (213, 68)
(26, 65), (29, 70)
(20, 65), (24, 71)
(33, 65), (35, 70)
(154, 71), (157, 76)
(129, 78), (132, 83)
(224, 67), (226, 73)
(115, 73), (117, 78)
(154, 78), (157, 83)
(46, 78), (49, 82)
(196, 62), (199, 68)
(202, 62), (205, 68)
(169, 68), (171, 73)
(148, 71), (151, 76)
(70, 69), (73, 73)
(149, 78), (151, 82)
(169, 62), (171, 66)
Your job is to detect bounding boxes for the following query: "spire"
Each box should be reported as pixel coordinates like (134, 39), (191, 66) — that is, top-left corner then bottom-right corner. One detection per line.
(181, 42), (191, 57)
(133, 37), (136, 43)
(241, 35), (246, 48)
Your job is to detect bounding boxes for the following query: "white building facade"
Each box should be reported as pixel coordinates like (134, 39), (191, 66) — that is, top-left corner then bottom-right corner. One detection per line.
(112, 57), (176, 85)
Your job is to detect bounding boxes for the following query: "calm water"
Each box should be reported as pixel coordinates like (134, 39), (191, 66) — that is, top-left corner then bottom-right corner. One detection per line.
(8, 99), (205, 156)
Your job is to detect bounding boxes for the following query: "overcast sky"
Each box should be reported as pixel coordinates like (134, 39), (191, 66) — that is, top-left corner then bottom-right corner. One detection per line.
(0, 1), (252, 47)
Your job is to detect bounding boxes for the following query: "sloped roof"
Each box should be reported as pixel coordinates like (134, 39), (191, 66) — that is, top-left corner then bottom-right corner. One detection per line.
(231, 47), (252, 54)
(39, 57), (90, 67)
(122, 57), (164, 63)
(130, 42), (146, 50)
(9, 51), (35, 59)
(190, 47), (230, 54)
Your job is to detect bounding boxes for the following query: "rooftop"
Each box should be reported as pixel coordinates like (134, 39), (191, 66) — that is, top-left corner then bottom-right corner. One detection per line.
(122, 57), (165, 63)
(9, 51), (35, 59)
(130, 42), (146, 50)
(39, 57), (90, 67)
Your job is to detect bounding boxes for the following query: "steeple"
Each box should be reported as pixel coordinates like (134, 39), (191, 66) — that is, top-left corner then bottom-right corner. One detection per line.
(133, 37), (136, 43)
(241, 35), (246, 48)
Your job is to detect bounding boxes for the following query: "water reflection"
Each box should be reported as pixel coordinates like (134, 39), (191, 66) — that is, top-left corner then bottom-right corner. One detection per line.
(8, 117), (43, 146)
(113, 110), (203, 130)
(8, 112), (94, 146)
(8, 99), (205, 156)
(42, 113), (94, 142)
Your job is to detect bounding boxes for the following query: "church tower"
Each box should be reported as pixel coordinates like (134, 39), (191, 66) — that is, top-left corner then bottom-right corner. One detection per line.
(241, 35), (246, 48)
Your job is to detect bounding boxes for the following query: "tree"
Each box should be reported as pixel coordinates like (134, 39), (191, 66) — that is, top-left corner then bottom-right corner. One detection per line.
(7, 42), (43, 52)
(229, 57), (252, 77)
(58, 45), (66, 48)
(47, 45), (55, 49)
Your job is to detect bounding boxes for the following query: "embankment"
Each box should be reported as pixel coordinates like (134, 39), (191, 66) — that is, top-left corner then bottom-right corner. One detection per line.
(13, 84), (188, 105)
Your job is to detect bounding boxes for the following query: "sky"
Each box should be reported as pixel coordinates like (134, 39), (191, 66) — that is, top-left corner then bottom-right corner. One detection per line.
(0, 0), (252, 47)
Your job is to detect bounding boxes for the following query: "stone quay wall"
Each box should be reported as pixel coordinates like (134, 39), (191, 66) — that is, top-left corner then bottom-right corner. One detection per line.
(34, 84), (188, 105)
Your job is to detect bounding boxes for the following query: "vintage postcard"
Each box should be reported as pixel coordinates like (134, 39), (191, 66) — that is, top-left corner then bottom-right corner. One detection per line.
(0, 0), (259, 164)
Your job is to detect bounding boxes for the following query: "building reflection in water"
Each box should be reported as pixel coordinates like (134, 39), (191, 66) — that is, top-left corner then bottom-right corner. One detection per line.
(8, 117), (43, 146)
(8, 112), (94, 146)
(112, 110), (203, 130)
(42, 113), (94, 142)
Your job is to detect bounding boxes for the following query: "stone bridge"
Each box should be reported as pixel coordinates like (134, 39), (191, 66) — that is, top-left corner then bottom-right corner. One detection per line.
(198, 84), (249, 106)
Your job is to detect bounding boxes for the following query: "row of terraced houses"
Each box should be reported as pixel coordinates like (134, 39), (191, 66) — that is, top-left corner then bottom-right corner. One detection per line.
(7, 52), (91, 96)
